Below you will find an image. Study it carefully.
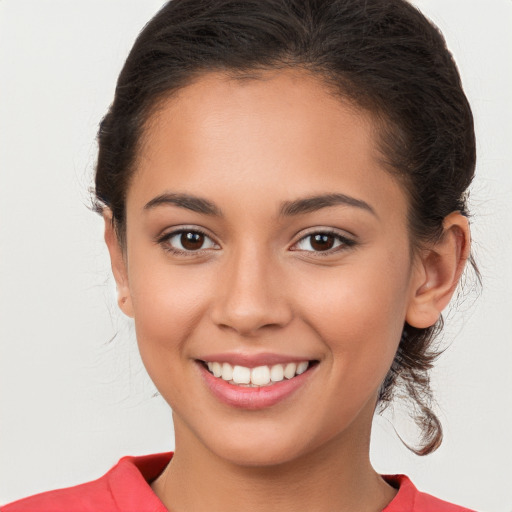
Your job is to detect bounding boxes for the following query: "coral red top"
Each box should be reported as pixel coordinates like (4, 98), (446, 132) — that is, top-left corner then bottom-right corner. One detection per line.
(2, 452), (475, 511)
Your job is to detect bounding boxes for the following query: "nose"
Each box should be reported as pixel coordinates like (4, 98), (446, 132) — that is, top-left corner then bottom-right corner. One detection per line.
(210, 244), (293, 337)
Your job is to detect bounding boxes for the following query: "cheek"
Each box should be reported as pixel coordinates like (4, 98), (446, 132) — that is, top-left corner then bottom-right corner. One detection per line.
(126, 250), (214, 367)
(293, 251), (411, 381)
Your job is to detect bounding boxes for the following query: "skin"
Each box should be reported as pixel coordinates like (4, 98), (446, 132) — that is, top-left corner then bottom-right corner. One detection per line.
(105, 69), (470, 512)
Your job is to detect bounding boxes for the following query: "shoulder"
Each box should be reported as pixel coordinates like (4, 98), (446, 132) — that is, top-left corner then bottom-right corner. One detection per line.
(1, 453), (172, 512)
(1, 477), (114, 512)
(383, 475), (476, 512)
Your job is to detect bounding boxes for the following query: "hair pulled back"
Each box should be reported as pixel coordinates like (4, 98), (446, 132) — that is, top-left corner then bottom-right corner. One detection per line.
(94, 0), (476, 455)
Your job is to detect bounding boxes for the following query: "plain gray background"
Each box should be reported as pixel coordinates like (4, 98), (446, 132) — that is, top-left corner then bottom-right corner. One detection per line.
(1, 1), (511, 510)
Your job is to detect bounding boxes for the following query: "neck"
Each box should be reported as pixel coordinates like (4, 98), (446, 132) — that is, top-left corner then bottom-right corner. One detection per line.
(152, 415), (397, 512)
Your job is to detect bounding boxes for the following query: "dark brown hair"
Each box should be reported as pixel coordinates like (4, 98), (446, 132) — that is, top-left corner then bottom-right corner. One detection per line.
(94, 0), (476, 455)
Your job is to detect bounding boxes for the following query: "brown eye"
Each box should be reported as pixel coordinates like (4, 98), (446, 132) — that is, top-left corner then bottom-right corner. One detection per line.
(293, 231), (354, 253)
(310, 234), (335, 251)
(164, 230), (218, 253)
(181, 231), (205, 250)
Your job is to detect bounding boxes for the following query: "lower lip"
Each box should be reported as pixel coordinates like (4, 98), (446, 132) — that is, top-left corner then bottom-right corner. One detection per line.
(198, 362), (315, 410)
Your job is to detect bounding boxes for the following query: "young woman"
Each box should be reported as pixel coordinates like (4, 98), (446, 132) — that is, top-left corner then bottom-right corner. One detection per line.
(2, 0), (481, 510)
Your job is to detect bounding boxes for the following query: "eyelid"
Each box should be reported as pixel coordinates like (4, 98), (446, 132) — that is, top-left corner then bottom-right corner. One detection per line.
(155, 226), (220, 255)
(289, 228), (357, 253)
(155, 225), (356, 256)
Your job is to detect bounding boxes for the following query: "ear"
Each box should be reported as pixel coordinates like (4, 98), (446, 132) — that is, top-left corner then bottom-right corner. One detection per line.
(103, 210), (134, 318)
(406, 212), (470, 329)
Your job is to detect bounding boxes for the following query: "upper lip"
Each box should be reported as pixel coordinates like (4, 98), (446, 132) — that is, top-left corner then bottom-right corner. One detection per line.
(197, 352), (316, 368)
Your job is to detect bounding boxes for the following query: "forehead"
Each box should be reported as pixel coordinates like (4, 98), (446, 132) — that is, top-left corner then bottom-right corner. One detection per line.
(141, 69), (375, 167)
(129, 69), (407, 223)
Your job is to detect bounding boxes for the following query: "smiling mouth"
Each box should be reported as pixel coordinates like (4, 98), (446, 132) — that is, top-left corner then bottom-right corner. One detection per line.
(199, 360), (318, 387)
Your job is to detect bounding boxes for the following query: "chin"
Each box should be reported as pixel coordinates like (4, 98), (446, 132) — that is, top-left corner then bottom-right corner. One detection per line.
(193, 423), (308, 468)
(213, 442), (306, 468)
(198, 417), (345, 470)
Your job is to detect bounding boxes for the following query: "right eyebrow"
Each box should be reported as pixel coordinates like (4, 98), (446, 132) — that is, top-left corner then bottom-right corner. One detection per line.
(143, 192), (223, 216)
(279, 193), (377, 218)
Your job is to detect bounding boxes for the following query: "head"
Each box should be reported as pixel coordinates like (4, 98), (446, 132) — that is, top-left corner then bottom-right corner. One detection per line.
(95, 0), (475, 458)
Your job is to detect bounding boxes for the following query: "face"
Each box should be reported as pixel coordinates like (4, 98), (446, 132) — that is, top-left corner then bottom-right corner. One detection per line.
(110, 69), (427, 467)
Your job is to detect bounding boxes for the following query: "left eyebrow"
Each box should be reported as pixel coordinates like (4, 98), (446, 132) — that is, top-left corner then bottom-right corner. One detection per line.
(279, 193), (377, 218)
(143, 193), (222, 216)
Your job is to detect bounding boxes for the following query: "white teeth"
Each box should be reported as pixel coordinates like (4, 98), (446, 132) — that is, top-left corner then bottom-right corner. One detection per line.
(296, 361), (308, 375)
(212, 362), (222, 378)
(221, 362), (233, 381)
(232, 365), (251, 384)
(251, 366), (271, 386)
(270, 364), (284, 382)
(205, 360), (312, 386)
(283, 362), (297, 379)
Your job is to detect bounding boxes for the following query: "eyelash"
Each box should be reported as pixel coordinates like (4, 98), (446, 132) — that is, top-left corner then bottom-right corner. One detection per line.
(291, 230), (356, 256)
(156, 228), (218, 256)
(156, 228), (356, 257)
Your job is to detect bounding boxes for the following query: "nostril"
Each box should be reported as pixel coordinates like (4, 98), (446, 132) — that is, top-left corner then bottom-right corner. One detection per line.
(210, 277), (293, 335)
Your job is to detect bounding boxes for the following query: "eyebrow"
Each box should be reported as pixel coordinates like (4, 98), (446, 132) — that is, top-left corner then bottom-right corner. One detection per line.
(144, 193), (222, 216)
(143, 191), (376, 218)
(279, 193), (377, 217)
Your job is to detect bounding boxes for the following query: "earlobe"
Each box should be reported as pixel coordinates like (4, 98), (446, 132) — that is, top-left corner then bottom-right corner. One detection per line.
(103, 211), (134, 318)
(406, 212), (470, 329)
